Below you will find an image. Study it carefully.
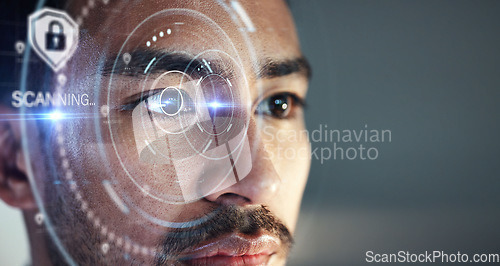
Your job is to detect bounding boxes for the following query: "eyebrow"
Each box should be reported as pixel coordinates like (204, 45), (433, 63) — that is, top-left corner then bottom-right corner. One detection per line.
(100, 49), (219, 78)
(258, 57), (312, 80)
(101, 49), (311, 80)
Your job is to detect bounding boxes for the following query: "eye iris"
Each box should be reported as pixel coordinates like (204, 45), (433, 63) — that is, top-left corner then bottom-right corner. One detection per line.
(269, 94), (290, 117)
(160, 87), (183, 116)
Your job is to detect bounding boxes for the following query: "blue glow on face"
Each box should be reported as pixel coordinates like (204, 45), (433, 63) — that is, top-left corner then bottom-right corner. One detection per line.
(208, 101), (221, 108)
(204, 101), (235, 110)
(48, 111), (63, 120)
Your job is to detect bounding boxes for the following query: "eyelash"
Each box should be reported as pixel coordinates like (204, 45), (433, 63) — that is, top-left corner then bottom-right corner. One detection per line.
(120, 89), (163, 111)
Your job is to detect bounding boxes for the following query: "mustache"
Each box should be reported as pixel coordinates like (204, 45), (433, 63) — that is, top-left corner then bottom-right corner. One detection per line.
(155, 205), (293, 264)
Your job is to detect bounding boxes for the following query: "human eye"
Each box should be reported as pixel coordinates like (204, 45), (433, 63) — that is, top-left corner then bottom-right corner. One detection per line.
(144, 87), (194, 116)
(119, 86), (197, 135)
(255, 92), (306, 119)
(120, 87), (194, 115)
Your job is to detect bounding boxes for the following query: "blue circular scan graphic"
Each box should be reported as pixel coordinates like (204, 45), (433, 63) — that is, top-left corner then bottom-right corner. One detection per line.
(20, 1), (263, 264)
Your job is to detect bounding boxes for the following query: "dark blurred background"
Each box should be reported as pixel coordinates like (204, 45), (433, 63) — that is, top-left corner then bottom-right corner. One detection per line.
(1, 1), (500, 265)
(288, 0), (500, 265)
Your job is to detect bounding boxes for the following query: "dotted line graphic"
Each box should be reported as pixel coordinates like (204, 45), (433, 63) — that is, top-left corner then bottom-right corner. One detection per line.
(54, 119), (158, 257)
(52, 0), (160, 258)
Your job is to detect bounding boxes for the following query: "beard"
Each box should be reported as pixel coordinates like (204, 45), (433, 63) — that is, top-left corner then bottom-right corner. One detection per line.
(43, 177), (293, 265)
(44, 182), (128, 265)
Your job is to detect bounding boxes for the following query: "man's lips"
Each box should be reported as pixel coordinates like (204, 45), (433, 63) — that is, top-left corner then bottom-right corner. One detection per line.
(179, 233), (280, 266)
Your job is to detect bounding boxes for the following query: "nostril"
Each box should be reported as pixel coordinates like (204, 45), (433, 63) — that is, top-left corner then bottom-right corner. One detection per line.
(214, 193), (251, 206)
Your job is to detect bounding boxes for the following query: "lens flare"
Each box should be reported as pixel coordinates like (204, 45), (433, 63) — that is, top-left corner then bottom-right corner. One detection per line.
(48, 111), (63, 120)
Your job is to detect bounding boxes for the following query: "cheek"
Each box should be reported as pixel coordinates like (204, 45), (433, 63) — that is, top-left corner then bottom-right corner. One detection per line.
(261, 119), (311, 229)
(64, 101), (188, 202)
(263, 119), (311, 181)
(51, 117), (211, 246)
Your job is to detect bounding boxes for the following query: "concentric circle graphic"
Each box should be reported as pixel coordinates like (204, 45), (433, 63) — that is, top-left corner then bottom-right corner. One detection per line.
(106, 9), (253, 204)
(20, 1), (263, 264)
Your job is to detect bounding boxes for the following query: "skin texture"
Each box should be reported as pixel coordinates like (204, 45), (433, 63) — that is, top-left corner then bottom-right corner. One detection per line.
(0, 0), (311, 265)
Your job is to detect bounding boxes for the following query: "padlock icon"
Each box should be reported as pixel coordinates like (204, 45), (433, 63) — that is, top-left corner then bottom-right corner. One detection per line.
(45, 20), (66, 51)
(29, 8), (79, 71)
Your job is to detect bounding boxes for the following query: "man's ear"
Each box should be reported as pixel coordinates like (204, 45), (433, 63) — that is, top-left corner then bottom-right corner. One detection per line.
(0, 106), (36, 210)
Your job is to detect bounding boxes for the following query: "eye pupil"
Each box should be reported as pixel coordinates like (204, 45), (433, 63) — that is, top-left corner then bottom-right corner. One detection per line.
(269, 94), (290, 117)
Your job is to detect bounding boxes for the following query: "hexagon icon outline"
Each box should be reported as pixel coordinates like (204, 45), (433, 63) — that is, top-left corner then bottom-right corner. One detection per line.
(28, 8), (79, 72)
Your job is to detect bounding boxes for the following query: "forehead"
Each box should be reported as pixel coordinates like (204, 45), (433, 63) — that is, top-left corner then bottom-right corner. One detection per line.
(72, 0), (300, 62)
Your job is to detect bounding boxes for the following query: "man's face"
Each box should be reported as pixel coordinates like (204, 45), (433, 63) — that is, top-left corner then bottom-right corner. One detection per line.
(26, 0), (310, 265)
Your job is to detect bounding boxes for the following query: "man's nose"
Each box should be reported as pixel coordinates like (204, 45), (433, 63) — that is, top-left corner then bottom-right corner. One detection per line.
(203, 117), (281, 206)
